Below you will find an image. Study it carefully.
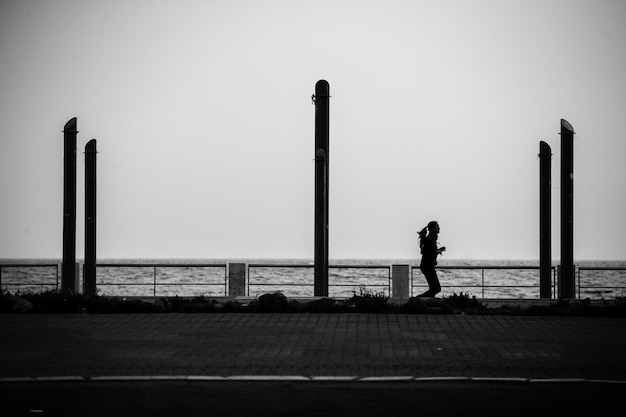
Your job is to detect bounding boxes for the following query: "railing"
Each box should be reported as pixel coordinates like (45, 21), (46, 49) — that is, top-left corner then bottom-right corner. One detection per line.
(0, 264), (59, 292)
(3, 263), (625, 300)
(94, 263), (228, 297)
(410, 265), (558, 299)
(247, 264), (391, 297)
(578, 267), (626, 299)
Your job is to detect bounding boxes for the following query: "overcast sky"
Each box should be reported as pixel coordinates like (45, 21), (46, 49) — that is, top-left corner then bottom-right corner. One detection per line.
(1, 0), (625, 261)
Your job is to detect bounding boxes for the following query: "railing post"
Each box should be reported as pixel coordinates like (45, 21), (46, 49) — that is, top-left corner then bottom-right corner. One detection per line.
(84, 139), (97, 296)
(229, 263), (246, 297)
(313, 80), (330, 297)
(391, 265), (410, 299)
(539, 141), (552, 299)
(409, 266), (413, 297)
(577, 266), (580, 299)
(61, 118), (78, 293)
(481, 268), (485, 299)
(56, 263), (61, 290)
(560, 119), (576, 298)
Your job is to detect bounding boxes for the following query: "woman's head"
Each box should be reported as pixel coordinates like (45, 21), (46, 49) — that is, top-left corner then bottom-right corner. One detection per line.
(427, 221), (440, 234)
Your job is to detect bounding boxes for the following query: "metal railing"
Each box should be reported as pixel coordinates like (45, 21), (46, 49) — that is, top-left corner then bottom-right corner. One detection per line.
(94, 263), (228, 297)
(247, 264), (391, 297)
(577, 267), (626, 299)
(0, 264), (59, 292)
(410, 265), (558, 298)
(3, 263), (625, 300)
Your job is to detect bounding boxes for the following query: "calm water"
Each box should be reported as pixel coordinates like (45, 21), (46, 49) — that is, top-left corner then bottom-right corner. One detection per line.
(2, 258), (626, 300)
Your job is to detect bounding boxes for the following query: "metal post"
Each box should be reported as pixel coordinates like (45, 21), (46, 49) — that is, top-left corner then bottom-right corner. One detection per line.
(560, 119), (575, 298)
(481, 269), (485, 299)
(84, 139), (97, 296)
(62, 118), (78, 293)
(539, 141), (552, 298)
(313, 80), (330, 297)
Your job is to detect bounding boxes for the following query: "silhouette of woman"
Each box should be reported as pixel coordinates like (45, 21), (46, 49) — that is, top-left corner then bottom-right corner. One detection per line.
(418, 221), (446, 297)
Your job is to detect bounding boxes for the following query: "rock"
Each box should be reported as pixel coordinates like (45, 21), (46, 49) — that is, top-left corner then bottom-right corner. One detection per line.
(11, 297), (34, 313)
(258, 292), (289, 312)
(405, 297), (428, 313)
(307, 297), (337, 313)
(405, 296), (443, 313)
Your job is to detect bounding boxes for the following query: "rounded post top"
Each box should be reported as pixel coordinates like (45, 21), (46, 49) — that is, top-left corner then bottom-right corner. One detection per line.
(561, 119), (574, 134)
(539, 140), (552, 154)
(64, 117), (77, 132)
(315, 79), (330, 96)
(85, 139), (97, 152)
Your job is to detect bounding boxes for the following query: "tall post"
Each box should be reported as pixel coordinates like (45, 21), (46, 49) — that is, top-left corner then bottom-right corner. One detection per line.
(560, 119), (575, 298)
(313, 80), (330, 296)
(62, 118), (78, 293)
(84, 139), (97, 296)
(539, 141), (552, 299)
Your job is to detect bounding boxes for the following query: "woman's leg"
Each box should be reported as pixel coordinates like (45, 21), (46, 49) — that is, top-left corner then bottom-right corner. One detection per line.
(420, 265), (441, 296)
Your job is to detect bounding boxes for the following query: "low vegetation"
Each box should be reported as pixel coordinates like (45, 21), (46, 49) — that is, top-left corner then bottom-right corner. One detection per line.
(2, 288), (625, 316)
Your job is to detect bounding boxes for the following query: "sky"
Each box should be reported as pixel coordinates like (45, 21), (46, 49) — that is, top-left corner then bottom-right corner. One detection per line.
(1, 0), (625, 261)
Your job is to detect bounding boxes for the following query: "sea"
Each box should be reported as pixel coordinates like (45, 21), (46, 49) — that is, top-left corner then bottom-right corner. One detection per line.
(1, 258), (626, 300)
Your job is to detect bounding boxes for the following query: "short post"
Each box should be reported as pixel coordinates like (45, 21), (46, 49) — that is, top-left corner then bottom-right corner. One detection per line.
(392, 265), (410, 299)
(62, 118), (78, 293)
(539, 141), (552, 299)
(84, 139), (97, 296)
(229, 263), (246, 297)
(560, 119), (575, 298)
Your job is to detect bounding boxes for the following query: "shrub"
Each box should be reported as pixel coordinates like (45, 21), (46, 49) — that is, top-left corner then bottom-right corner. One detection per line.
(348, 286), (391, 313)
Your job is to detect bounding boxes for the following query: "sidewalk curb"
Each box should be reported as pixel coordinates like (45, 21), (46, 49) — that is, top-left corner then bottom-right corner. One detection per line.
(2, 375), (626, 384)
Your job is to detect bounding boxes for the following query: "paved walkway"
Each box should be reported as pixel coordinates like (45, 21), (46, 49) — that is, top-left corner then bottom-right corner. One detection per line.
(2, 314), (626, 416)
(1, 313), (626, 380)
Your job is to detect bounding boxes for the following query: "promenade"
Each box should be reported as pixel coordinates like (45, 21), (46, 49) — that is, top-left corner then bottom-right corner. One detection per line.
(1, 313), (625, 415)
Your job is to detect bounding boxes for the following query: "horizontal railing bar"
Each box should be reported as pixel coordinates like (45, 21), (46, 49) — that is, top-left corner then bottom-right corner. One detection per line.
(330, 265), (391, 269)
(580, 287), (626, 290)
(1, 284), (57, 286)
(410, 265), (549, 270)
(0, 264), (59, 268)
(330, 284), (388, 287)
(579, 285), (626, 288)
(96, 264), (227, 268)
(412, 285), (543, 288)
(248, 264), (390, 269)
(578, 267), (626, 271)
(248, 283), (388, 287)
(248, 284), (310, 287)
(248, 264), (313, 268)
(96, 283), (224, 286)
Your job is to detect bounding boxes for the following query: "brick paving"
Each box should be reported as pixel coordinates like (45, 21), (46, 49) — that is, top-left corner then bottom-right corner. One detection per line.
(1, 313), (625, 380)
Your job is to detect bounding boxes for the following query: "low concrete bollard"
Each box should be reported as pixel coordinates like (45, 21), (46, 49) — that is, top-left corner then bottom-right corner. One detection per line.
(392, 265), (410, 299)
(229, 263), (246, 297)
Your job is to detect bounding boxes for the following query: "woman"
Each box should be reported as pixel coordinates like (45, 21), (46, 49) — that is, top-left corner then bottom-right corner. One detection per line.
(418, 221), (446, 297)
